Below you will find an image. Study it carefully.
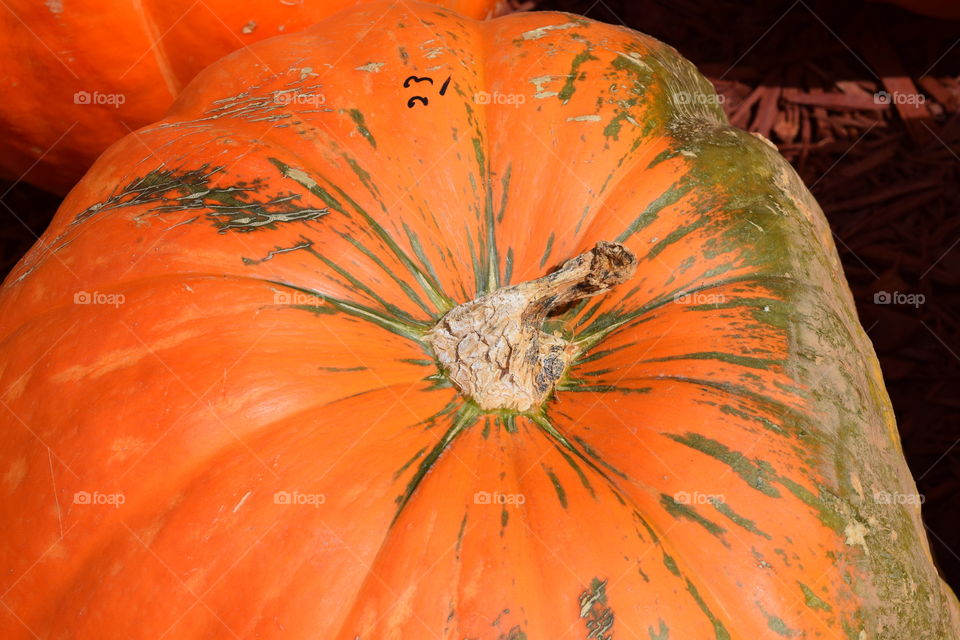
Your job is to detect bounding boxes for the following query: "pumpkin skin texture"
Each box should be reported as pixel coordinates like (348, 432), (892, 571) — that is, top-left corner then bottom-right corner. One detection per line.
(0, 0), (505, 195)
(1, 3), (958, 639)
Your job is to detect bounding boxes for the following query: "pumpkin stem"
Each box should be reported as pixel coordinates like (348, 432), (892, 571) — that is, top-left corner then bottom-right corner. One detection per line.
(425, 241), (637, 412)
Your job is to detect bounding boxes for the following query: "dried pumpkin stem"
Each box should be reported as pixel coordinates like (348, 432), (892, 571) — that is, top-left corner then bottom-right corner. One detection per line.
(425, 241), (637, 412)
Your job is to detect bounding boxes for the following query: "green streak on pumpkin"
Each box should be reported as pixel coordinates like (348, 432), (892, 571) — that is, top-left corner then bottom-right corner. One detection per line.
(393, 446), (428, 480)
(666, 432), (782, 498)
(614, 180), (692, 243)
(392, 403), (477, 523)
(718, 403), (786, 436)
(662, 552), (680, 576)
(644, 215), (709, 261)
(798, 582), (832, 612)
(500, 506), (509, 535)
(497, 163), (512, 223)
(306, 244), (422, 322)
(270, 159), (451, 315)
(337, 233), (439, 317)
(648, 619), (670, 640)
(542, 464), (568, 508)
(659, 493), (728, 543)
(342, 154), (380, 197)
(270, 281), (426, 342)
(558, 48), (598, 104)
(685, 579), (731, 640)
(401, 222), (444, 295)
(455, 512), (468, 554)
(346, 108), (376, 148)
(555, 447), (596, 499)
(777, 475), (845, 533)
(642, 351), (780, 371)
(471, 136), (500, 295)
(647, 148), (679, 169)
(710, 498), (772, 539)
(539, 232), (555, 268)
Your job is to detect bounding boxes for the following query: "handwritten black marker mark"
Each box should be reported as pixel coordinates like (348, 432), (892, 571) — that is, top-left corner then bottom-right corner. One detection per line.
(403, 75), (434, 88)
(404, 75), (452, 108)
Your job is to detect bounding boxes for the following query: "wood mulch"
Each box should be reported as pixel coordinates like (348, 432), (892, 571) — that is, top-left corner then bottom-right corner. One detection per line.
(0, 0), (957, 589)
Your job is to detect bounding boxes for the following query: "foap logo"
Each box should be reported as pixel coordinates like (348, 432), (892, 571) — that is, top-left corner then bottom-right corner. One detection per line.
(274, 490), (326, 507)
(674, 291), (726, 305)
(73, 90), (126, 109)
(675, 91), (725, 105)
(873, 291), (925, 308)
(673, 490), (725, 505)
(74, 490), (126, 508)
(473, 91), (526, 107)
(873, 490), (925, 505)
(874, 91), (926, 106)
(274, 91), (326, 107)
(473, 490), (526, 507)
(74, 291), (125, 308)
(273, 290), (325, 306)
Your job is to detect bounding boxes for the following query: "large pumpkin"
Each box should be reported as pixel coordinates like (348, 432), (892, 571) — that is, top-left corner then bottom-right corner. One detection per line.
(1, 2), (957, 638)
(0, 0), (505, 195)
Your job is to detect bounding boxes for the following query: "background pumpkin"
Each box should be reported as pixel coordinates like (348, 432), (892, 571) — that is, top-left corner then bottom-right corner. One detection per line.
(1, 1), (957, 638)
(0, 0), (506, 195)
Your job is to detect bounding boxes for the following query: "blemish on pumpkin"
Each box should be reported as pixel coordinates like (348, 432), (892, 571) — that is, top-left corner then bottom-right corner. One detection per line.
(3, 457), (27, 491)
(578, 578), (614, 639)
(107, 436), (150, 464)
(529, 75), (559, 99)
(241, 20), (256, 34)
(228, 491), (252, 513)
(520, 22), (580, 41)
(355, 62), (385, 73)
(843, 521), (869, 554)
(4, 372), (29, 402)
(567, 114), (602, 122)
(798, 582), (832, 612)
(51, 330), (201, 384)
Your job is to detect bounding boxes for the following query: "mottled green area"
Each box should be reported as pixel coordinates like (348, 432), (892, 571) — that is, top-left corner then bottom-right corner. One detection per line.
(649, 619), (670, 640)
(497, 626), (527, 640)
(559, 49), (599, 104)
(798, 582), (832, 612)
(757, 602), (799, 637)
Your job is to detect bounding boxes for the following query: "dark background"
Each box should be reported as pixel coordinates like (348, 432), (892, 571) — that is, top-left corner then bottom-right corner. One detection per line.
(2, 0), (958, 590)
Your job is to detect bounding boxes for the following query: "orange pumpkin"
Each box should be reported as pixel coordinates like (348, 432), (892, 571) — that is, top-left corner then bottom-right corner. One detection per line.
(1, 2), (957, 638)
(0, 0), (506, 194)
